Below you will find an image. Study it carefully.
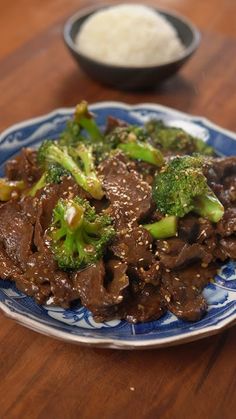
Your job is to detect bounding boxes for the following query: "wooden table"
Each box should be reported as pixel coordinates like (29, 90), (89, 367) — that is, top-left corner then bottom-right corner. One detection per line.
(0, 1), (236, 418)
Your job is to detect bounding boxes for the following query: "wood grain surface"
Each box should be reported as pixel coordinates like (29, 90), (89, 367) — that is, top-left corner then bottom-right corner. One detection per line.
(0, 1), (236, 418)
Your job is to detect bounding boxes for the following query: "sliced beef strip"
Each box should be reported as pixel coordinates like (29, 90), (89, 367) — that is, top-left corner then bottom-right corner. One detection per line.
(5, 155), (22, 180)
(99, 152), (152, 230)
(156, 235), (213, 269)
(196, 218), (215, 243)
(179, 216), (214, 246)
(161, 264), (217, 321)
(111, 227), (154, 268)
(71, 260), (129, 321)
(169, 295), (207, 322)
(211, 157), (236, 180)
(160, 243), (212, 269)
(128, 261), (162, 286)
(22, 250), (78, 306)
(105, 116), (128, 134)
(204, 157), (236, 207)
(124, 284), (166, 323)
(5, 148), (42, 186)
(15, 272), (51, 305)
(218, 238), (236, 259)
(105, 259), (130, 297)
(20, 195), (40, 225)
(87, 270), (166, 324)
(0, 243), (23, 282)
(223, 176), (236, 203)
(99, 153), (156, 272)
(178, 215), (201, 243)
(0, 201), (34, 270)
(217, 208), (236, 237)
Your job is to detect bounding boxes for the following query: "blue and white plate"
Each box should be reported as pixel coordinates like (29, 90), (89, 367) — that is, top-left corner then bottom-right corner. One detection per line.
(0, 102), (236, 349)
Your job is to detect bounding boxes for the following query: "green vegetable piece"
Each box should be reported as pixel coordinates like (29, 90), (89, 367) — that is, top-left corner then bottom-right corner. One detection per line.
(0, 178), (25, 201)
(28, 163), (69, 197)
(28, 173), (47, 197)
(143, 216), (178, 239)
(48, 197), (115, 270)
(145, 120), (215, 156)
(105, 126), (164, 166)
(194, 193), (224, 223)
(153, 155), (224, 223)
(59, 101), (103, 147)
(118, 140), (164, 167)
(36, 140), (104, 199)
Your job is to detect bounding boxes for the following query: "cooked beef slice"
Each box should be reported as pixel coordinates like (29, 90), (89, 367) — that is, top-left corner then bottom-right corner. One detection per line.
(211, 157), (236, 180)
(124, 284), (166, 323)
(105, 116), (128, 134)
(218, 238), (236, 259)
(20, 195), (40, 225)
(5, 148), (41, 185)
(111, 227), (153, 267)
(217, 208), (236, 236)
(99, 152), (152, 229)
(99, 153), (156, 273)
(161, 264), (217, 321)
(178, 215), (201, 243)
(156, 238), (212, 269)
(158, 242), (212, 269)
(71, 260), (129, 321)
(128, 261), (161, 286)
(0, 201), (34, 269)
(22, 250), (77, 306)
(0, 243), (23, 281)
(223, 176), (236, 203)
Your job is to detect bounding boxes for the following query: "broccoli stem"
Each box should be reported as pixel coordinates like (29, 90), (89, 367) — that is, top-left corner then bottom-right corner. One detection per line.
(143, 216), (178, 239)
(79, 117), (103, 141)
(118, 141), (164, 166)
(74, 101), (103, 141)
(74, 144), (94, 175)
(194, 192), (224, 223)
(0, 179), (25, 201)
(28, 173), (47, 197)
(47, 145), (104, 200)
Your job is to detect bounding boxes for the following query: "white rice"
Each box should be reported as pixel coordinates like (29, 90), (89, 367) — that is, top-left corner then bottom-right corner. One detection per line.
(75, 4), (184, 67)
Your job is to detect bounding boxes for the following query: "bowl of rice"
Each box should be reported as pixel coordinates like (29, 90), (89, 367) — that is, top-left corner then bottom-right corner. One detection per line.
(63, 4), (200, 90)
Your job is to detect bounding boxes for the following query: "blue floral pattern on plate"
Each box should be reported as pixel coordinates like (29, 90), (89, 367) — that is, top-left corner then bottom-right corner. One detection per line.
(215, 261), (236, 290)
(0, 102), (236, 349)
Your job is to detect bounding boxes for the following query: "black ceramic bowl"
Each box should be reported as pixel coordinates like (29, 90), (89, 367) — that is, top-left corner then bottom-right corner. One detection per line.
(63, 5), (200, 90)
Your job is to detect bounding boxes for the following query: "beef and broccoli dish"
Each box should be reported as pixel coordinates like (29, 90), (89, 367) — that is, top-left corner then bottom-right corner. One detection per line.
(0, 101), (235, 324)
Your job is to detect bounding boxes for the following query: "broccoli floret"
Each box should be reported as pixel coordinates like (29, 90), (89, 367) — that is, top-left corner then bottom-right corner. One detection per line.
(59, 101), (103, 147)
(0, 178), (25, 201)
(48, 197), (115, 270)
(143, 216), (178, 239)
(145, 120), (215, 156)
(106, 126), (164, 166)
(36, 140), (104, 199)
(45, 163), (69, 184)
(153, 156), (224, 223)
